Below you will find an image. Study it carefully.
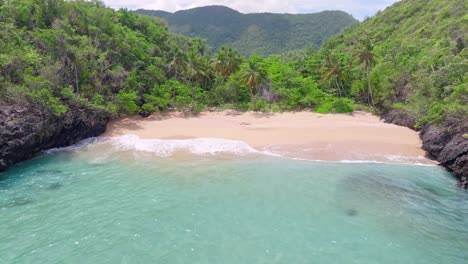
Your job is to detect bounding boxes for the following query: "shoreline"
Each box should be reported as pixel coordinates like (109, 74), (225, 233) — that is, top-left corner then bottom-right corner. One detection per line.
(102, 110), (435, 165)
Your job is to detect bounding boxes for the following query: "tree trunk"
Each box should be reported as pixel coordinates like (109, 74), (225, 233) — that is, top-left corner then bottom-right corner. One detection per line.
(334, 78), (342, 98)
(74, 63), (79, 93)
(367, 68), (373, 106)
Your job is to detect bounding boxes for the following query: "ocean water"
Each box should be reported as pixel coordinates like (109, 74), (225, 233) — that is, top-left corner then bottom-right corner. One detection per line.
(1, 137), (467, 263)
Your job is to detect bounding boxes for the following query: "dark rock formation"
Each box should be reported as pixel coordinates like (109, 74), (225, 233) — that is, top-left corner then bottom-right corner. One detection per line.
(47, 182), (64, 190)
(0, 101), (108, 173)
(420, 124), (468, 188)
(383, 111), (468, 188)
(381, 109), (417, 130)
(346, 208), (358, 217)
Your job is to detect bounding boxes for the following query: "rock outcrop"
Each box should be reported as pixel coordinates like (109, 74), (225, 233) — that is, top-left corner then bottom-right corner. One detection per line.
(381, 109), (417, 130)
(420, 124), (468, 188)
(0, 101), (108, 172)
(383, 108), (468, 188)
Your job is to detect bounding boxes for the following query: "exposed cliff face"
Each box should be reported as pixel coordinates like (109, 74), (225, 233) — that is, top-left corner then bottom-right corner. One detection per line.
(382, 109), (468, 188)
(420, 124), (468, 188)
(0, 101), (108, 172)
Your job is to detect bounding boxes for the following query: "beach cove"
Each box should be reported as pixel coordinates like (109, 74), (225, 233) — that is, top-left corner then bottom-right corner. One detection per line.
(103, 111), (434, 165)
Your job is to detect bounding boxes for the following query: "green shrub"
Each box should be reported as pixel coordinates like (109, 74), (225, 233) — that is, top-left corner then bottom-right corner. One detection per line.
(416, 101), (468, 128)
(141, 103), (158, 113)
(32, 89), (68, 115)
(118, 91), (140, 115)
(277, 78), (329, 110)
(316, 98), (355, 113)
(60, 86), (75, 100)
(192, 103), (205, 114)
(250, 98), (268, 111)
(174, 95), (193, 111)
(415, 102), (445, 128)
(105, 102), (119, 116)
(92, 94), (106, 106)
(211, 83), (240, 105)
(235, 102), (250, 111)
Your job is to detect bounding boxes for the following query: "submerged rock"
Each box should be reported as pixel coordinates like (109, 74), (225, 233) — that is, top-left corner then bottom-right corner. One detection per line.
(346, 208), (358, 216)
(47, 182), (63, 190)
(0, 101), (109, 173)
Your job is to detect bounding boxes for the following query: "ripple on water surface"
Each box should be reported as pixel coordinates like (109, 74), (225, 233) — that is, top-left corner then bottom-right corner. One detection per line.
(0, 140), (467, 263)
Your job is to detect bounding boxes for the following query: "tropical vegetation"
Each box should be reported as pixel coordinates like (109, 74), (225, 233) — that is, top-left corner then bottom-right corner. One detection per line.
(0, 0), (466, 131)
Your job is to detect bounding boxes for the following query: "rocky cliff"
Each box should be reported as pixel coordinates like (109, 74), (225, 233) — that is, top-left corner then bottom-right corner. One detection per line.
(0, 101), (108, 172)
(383, 110), (468, 188)
(420, 124), (468, 189)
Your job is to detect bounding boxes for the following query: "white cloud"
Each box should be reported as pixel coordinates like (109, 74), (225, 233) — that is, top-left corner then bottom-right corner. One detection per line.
(103, 0), (400, 20)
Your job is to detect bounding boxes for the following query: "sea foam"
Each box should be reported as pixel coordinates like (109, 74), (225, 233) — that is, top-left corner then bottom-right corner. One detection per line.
(45, 137), (99, 154)
(108, 135), (262, 157)
(44, 135), (434, 166)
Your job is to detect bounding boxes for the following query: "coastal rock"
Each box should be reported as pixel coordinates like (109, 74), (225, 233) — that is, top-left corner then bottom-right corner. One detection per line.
(420, 124), (468, 188)
(381, 109), (416, 129)
(0, 101), (108, 173)
(383, 112), (468, 188)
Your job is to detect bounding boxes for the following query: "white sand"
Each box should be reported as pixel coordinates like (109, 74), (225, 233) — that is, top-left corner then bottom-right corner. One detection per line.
(102, 111), (433, 164)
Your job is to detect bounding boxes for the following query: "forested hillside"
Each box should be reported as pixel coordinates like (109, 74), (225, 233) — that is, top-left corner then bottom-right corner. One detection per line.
(0, 0), (465, 127)
(0, 0), (357, 118)
(322, 0), (467, 129)
(318, 0), (467, 179)
(135, 6), (358, 56)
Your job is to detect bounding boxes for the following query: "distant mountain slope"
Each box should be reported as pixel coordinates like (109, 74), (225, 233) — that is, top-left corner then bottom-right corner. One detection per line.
(135, 6), (358, 56)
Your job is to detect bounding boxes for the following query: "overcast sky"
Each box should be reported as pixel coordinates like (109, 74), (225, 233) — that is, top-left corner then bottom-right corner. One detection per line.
(103, 0), (400, 20)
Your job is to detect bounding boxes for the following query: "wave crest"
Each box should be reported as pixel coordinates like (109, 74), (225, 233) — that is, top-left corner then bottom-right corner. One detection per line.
(44, 135), (434, 166)
(108, 135), (260, 157)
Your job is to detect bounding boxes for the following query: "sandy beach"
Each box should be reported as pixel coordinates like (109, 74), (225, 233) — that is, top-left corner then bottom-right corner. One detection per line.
(102, 111), (433, 164)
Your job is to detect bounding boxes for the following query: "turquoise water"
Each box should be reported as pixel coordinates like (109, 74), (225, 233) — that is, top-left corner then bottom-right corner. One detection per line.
(1, 139), (468, 263)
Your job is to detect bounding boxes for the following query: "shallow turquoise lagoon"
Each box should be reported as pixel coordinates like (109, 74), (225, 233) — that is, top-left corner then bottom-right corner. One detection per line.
(1, 139), (467, 263)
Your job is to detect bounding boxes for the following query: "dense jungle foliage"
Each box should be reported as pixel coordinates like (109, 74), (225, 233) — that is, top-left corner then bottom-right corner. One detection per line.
(0, 0), (357, 118)
(322, 0), (467, 128)
(0, 0), (466, 130)
(135, 6), (358, 56)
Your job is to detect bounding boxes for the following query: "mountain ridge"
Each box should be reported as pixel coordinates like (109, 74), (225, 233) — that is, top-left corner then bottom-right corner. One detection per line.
(135, 6), (358, 56)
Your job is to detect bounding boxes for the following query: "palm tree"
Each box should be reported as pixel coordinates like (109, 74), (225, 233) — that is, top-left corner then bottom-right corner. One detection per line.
(320, 51), (345, 97)
(241, 60), (266, 97)
(356, 38), (376, 106)
(185, 49), (214, 90)
(186, 50), (199, 83)
(167, 48), (187, 81)
(241, 69), (261, 96)
(211, 46), (242, 80)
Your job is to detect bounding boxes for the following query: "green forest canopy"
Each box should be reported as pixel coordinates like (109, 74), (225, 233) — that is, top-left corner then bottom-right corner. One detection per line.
(0, 0), (466, 131)
(135, 6), (358, 56)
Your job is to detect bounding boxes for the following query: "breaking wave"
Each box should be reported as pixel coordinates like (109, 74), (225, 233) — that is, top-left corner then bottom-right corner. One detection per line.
(107, 135), (263, 157)
(44, 135), (435, 166)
